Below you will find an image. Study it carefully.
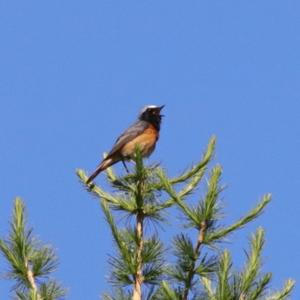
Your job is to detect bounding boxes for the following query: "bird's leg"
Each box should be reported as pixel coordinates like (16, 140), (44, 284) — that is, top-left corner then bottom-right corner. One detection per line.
(122, 159), (130, 173)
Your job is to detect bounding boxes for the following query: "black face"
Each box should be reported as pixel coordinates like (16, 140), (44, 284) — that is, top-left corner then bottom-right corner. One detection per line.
(139, 105), (164, 130)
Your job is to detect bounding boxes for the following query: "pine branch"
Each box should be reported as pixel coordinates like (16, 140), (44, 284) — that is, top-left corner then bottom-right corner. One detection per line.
(76, 169), (121, 205)
(199, 226), (295, 300)
(100, 199), (129, 264)
(160, 166), (221, 299)
(239, 228), (265, 297)
(201, 277), (215, 299)
(132, 148), (145, 300)
(77, 137), (294, 299)
(169, 136), (216, 185)
(152, 281), (180, 300)
(25, 257), (41, 300)
(84, 148), (165, 298)
(158, 137), (216, 210)
(206, 194), (271, 243)
(248, 273), (272, 300)
(159, 163), (279, 299)
(182, 220), (207, 300)
(216, 250), (233, 299)
(133, 212), (144, 300)
(266, 279), (295, 300)
(0, 198), (65, 300)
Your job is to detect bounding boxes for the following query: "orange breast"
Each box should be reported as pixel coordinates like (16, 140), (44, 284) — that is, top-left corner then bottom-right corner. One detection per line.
(121, 125), (159, 158)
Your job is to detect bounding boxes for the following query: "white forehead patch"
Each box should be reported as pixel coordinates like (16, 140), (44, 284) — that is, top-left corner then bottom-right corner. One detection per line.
(140, 105), (160, 114)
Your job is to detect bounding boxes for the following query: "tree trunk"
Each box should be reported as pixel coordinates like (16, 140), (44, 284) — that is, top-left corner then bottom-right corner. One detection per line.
(132, 213), (144, 300)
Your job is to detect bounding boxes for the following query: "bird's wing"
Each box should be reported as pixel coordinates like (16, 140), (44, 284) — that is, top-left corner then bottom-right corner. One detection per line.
(107, 120), (149, 158)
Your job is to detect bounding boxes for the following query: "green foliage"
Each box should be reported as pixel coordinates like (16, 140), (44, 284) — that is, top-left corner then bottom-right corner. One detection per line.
(0, 198), (65, 300)
(266, 280), (295, 300)
(77, 136), (295, 299)
(196, 228), (295, 300)
(1, 137), (294, 299)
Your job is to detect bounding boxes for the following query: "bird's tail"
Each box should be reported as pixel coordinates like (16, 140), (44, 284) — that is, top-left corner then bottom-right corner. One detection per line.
(86, 157), (115, 184)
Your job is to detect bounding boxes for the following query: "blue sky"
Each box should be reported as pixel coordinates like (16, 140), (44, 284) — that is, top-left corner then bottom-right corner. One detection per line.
(0, 1), (299, 299)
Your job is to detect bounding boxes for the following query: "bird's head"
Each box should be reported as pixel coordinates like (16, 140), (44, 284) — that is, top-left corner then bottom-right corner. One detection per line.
(139, 105), (165, 129)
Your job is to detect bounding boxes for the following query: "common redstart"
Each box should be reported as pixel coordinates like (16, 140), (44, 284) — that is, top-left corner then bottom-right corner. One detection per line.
(86, 105), (164, 183)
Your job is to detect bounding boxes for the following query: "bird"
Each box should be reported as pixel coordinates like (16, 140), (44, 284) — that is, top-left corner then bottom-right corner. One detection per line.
(86, 105), (164, 184)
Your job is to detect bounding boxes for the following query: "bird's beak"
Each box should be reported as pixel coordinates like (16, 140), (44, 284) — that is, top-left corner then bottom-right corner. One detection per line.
(158, 105), (165, 117)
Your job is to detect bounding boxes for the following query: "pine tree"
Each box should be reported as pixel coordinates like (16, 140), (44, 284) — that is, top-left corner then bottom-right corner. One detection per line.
(76, 137), (295, 300)
(0, 198), (65, 300)
(1, 138), (295, 299)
